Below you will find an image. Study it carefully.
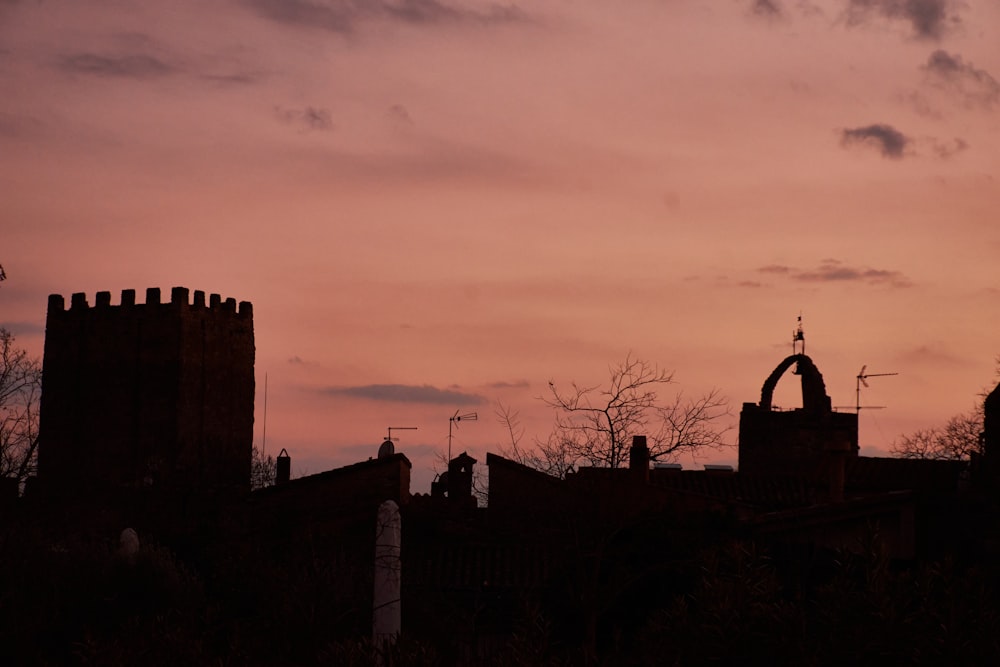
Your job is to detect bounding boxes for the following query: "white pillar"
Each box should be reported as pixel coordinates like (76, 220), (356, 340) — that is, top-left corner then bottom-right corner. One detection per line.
(119, 527), (139, 561)
(373, 500), (401, 648)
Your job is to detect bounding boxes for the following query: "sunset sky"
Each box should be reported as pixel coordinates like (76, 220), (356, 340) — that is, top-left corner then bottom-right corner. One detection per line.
(2, 0), (998, 491)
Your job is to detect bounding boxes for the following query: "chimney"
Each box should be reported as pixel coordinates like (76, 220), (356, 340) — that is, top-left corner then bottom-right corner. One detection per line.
(275, 448), (291, 485)
(629, 436), (650, 483)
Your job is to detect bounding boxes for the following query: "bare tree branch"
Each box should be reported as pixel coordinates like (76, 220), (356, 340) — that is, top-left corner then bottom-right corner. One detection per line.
(530, 354), (731, 475)
(0, 328), (42, 488)
(890, 409), (983, 461)
(891, 357), (999, 461)
(250, 445), (276, 490)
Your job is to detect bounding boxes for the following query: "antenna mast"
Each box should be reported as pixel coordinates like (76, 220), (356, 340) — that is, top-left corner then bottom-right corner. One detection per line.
(855, 365), (899, 413)
(386, 426), (417, 442)
(379, 426), (417, 459)
(261, 372), (268, 456)
(448, 410), (478, 462)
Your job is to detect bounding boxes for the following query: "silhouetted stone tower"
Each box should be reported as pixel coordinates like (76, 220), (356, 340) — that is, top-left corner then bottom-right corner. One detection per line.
(739, 354), (858, 489)
(37, 287), (254, 497)
(978, 381), (1000, 482)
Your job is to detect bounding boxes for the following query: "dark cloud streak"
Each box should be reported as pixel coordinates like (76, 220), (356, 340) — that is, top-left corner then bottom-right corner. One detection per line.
(845, 0), (957, 40)
(757, 260), (912, 287)
(323, 383), (486, 406)
(58, 53), (175, 79)
(275, 106), (334, 131)
(750, 0), (784, 19)
(243, 0), (356, 33)
(758, 265), (792, 275)
(242, 0), (526, 33)
(922, 50), (1000, 109)
(487, 380), (530, 390)
(840, 123), (909, 159)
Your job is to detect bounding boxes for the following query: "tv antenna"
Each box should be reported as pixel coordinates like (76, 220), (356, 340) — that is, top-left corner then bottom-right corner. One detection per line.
(261, 372), (268, 456)
(379, 426), (417, 459)
(448, 410), (477, 462)
(854, 365), (898, 413)
(0, 263), (6, 284)
(385, 426), (417, 442)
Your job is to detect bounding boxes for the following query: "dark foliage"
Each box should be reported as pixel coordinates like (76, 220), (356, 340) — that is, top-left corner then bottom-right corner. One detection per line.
(3, 510), (1000, 665)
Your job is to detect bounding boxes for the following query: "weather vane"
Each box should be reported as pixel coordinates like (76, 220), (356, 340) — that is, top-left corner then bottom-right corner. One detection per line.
(792, 313), (805, 355)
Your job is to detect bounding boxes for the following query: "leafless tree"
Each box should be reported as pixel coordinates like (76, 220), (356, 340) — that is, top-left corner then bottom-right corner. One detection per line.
(251, 445), (276, 490)
(0, 328), (41, 488)
(500, 355), (731, 476)
(890, 357), (998, 461)
(495, 401), (571, 478)
(889, 411), (983, 460)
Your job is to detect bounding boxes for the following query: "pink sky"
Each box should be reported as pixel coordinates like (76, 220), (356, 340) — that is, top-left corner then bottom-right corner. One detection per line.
(2, 0), (998, 491)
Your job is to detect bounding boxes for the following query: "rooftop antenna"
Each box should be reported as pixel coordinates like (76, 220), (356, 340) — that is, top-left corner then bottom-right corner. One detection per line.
(855, 364), (899, 413)
(448, 410), (477, 462)
(792, 313), (805, 355)
(380, 426), (417, 459)
(261, 372), (268, 456)
(0, 263), (7, 283)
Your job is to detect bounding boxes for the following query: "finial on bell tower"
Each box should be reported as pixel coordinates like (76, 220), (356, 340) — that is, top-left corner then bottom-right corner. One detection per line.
(792, 313), (805, 355)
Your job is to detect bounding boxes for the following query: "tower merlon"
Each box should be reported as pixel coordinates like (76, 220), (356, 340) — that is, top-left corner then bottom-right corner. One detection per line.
(45, 287), (251, 316)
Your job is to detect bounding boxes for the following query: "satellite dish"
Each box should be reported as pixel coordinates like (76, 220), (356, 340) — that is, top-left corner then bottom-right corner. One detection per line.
(378, 439), (395, 459)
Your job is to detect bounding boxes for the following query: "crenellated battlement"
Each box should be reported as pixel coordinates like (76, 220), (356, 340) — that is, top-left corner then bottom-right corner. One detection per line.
(48, 286), (252, 318)
(38, 285), (255, 498)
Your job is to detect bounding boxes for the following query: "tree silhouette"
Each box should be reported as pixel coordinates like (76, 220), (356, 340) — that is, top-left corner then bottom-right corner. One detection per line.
(0, 328), (41, 488)
(501, 354), (730, 475)
(891, 357), (998, 461)
(890, 410), (983, 460)
(250, 445), (276, 490)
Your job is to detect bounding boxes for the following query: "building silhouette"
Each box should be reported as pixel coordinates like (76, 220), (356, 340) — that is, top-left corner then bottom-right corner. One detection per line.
(36, 287), (254, 498)
(9, 286), (1000, 663)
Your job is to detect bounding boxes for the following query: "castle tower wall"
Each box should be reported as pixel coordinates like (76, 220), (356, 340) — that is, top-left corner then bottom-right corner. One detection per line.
(37, 287), (254, 496)
(739, 354), (858, 484)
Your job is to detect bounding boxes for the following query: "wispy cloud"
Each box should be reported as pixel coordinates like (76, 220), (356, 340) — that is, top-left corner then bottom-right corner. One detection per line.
(896, 342), (969, 367)
(58, 53), (176, 79)
(0, 112), (42, 139)
(757, 260), (912, 287)
(750, 0), (784, 19)
(202, 70), (266, 86)
(844, 0), (958, 40)
(0, 321), (45, 337)
(275, 106), (334, 132)
(242, 0), (526, 34)
(387, 104), (413, 126)
(840, 123), (910, 159)
(486, 380), (530, 390)
(898, 90), (943, 119)
(758, 265), (792, 275)
(322, 383), (486, 405)
(930, 137), (967, 159)
(922, 50), (1000, 109)
(287, 355), (324, 366)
